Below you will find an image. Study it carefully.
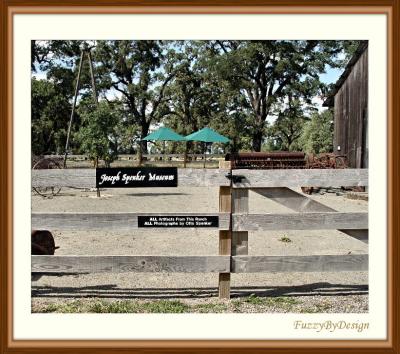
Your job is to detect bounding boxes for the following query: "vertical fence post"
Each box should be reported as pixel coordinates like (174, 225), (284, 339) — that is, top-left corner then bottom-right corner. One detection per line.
(218, 159), (232, 299)
(232, 189), (249, 255)
(219, 186), (231, 299)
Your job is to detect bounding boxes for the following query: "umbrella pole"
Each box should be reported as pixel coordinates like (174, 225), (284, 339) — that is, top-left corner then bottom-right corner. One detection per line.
(163, 141), (166, 162)
(183, 141), (188, 168)
(203, 142), (206, 169)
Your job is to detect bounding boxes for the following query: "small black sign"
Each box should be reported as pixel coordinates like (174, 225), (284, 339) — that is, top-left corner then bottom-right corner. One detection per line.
(96, 167), (178, 188)
(138, 215), (219, 228)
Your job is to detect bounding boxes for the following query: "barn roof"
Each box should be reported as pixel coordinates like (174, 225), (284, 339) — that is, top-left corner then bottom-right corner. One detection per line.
(323, 41), (368, 107)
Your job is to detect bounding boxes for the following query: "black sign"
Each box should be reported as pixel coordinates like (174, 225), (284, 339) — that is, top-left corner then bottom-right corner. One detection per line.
(96, 167), (178, 188)
(138, 215), (219, 228)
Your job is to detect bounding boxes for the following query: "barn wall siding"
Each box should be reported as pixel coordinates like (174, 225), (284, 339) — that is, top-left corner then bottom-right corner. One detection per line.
(333, 49), (368, 168)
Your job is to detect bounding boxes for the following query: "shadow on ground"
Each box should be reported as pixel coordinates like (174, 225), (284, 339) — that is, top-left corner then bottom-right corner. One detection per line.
(125, 192), (188, 197)
(31, 282), (368, 299)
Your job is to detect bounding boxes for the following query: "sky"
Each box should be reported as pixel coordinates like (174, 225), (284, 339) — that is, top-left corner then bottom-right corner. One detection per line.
(320, 67), (344, 85)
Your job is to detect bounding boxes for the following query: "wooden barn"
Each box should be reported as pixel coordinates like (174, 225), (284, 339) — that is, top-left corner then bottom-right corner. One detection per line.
(323, 42), (368, 168)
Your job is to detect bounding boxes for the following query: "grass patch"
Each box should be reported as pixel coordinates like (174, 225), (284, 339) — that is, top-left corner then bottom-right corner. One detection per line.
(241, 295), (300, 311)
(88, 300), (140, 313)
(230, 299), (243, 312)
(38, 300), (190, 313)
(193, 303), (228, 313)
(267, 297), (299, 306)
(279, 235), (292, 243)
(40, 300), (86, 313)
(142, 300), (190, 313)
(243, 294), (265, 305)
(300, 303), (332, 313)
(89, 300), (190, 313)
(35, 297), (313, 314)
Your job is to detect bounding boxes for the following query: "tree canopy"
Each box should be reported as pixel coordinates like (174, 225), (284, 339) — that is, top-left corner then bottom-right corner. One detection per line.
(31, 39), (361, 161)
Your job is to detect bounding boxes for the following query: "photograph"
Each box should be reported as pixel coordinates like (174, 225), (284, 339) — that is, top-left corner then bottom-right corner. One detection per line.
(31, 39), (369, 315)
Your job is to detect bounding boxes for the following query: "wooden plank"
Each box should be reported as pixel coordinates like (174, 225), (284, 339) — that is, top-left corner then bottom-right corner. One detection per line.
(253, 187), (334, 212)
(219, 160), (232, 169)
(219, 186), (231, 299)
(32, 168), (230, 188)
(338, 229), (368, 242)
(44, 154), (87, 160)
(232, 212), (368, 231)
(346, 192), (368, 201)
(144, 154), (224, 159)
(253, 187), (368, 243)
(32, 169), (95, 188)
(333, 47), (368, 168)
(32, 255), (230, 273)
(232, 189), (248, 256)
(32, 212), (230, 231)
(44, 154), (225, 160)
(232, 169), (368, 188)
(178, 168), (230, 187)
(218, 273), (231, 299)
(232, 254), (368, 273)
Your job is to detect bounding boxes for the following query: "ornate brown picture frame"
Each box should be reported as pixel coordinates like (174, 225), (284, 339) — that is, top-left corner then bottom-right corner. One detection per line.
(1, 1), (398, 353)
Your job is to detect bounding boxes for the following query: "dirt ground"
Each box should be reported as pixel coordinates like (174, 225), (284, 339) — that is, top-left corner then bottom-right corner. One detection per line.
(31, 185), (368, 313)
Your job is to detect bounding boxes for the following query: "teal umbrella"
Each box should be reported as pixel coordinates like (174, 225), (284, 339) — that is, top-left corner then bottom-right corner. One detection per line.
(142, 127), (185, 161)
(184, 127), (230, 143)
(184, 127), (230, 168)
(142, 127), (185, 141)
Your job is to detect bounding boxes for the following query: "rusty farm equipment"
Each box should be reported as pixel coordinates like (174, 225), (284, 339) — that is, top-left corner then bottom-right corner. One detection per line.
(32, 155), (63, 197)
(225, 151), (307, 169)
(306, 153), (348, 169)
(31, 156), (61, 258)
(31, 230), (59, 280)
(225, 151), (348, 170)
(225, 151), (349, 195)
(31, 229), (59, 255)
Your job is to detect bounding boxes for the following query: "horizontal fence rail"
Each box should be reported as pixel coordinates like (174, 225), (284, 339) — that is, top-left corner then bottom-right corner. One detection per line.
(251, 187), (369, 243)
(32, 168), (368, 189)
(232, 169), (368, 188)
(44, 153), (226, 160)
(32, 168), (231, 188)
(32, 212), (230, 230)
(232, 212), (368, 231)
(232, 254), (368, 273)
(32, 212), (367, 232)
(31, 254), (368, 274)
(32, 255), (231, 273)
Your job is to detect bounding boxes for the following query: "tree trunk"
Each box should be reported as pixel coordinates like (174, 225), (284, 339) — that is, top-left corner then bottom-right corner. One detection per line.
(138, 123), (150, 166)
(95, 156), (100, 197)
(183, 141), (188, 168)
(252, 130), (264, 152)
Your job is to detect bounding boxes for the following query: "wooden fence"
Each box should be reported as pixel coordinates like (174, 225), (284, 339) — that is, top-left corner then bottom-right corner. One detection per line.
(43, 153), (225, 161)
(32, 167), (368, 299)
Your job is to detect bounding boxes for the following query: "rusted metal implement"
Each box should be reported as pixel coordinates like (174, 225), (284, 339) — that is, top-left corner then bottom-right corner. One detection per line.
(306, 153), (348, 169)
(225, 152), (349, 195)
(32, 155), (63, 197)
(226, 152), (307, 169)
(31, 157), (61, 257)
(31, 229), (59, 255)
(226, 151), (348, 170)
(31, 230), (59, 280)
